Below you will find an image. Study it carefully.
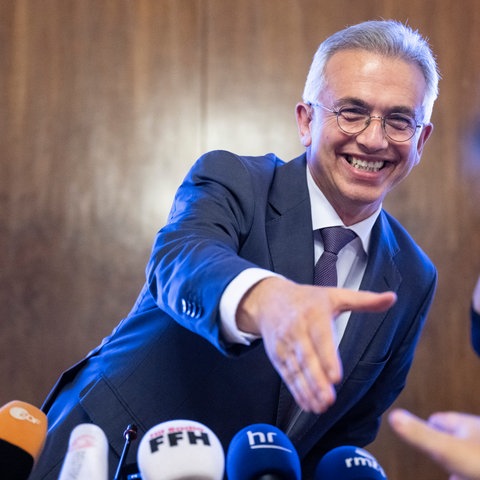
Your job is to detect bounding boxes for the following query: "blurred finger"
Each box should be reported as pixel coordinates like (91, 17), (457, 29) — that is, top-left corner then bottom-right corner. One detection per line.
(333, 289), (397, 314)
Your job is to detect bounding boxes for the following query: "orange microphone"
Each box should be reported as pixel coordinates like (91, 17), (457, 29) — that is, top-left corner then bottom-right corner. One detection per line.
(0, 400), (48, 479)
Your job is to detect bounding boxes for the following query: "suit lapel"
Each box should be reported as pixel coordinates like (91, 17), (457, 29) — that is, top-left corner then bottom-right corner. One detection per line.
(265, 154), (314, 285)
(265, 154), (316, 427)
(337, 211), (401, 382)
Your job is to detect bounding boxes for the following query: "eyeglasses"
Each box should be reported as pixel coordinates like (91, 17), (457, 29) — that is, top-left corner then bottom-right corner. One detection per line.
(308, 103), (422, 142)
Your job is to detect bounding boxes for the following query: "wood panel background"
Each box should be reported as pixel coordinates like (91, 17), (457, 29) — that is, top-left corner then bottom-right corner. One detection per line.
(2, 1), (480, 478)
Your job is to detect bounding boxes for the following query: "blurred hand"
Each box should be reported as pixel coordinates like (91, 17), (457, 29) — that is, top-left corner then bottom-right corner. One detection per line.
(389, 408), (480, 480)
(236, 276), (397, 413)
(473, 276), (480, 314)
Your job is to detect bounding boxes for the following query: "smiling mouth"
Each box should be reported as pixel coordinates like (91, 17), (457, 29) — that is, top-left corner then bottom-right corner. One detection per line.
(346, 155), (385, 172)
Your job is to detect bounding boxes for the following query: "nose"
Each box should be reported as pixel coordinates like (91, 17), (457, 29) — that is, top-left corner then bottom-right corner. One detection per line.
(356, 116), (389, 150)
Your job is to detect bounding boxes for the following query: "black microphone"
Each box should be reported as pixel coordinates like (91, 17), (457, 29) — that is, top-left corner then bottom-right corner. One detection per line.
(226, 423), (301, 480)
(0, 400), (47, 480)
(114, 424), (138, 480)
(314, 445), (388, 479)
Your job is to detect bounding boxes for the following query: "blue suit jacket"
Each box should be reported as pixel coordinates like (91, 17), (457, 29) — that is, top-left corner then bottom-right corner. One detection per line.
(35, 151), (437, 479)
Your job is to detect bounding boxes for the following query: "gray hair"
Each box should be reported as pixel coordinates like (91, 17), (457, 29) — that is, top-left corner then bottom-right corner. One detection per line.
(303, 20), (440, 122)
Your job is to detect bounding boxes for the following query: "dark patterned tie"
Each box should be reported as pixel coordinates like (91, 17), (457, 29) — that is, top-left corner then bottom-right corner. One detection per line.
(283, 226), (356, 441)
(314, 227), (357, 287)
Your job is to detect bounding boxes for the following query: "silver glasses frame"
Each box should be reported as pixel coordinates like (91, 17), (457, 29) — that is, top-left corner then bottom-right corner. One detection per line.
(308, 102), (423, 142)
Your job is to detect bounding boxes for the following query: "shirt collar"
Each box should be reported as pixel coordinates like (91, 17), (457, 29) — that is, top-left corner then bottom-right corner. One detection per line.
(306, 165), (381, 255)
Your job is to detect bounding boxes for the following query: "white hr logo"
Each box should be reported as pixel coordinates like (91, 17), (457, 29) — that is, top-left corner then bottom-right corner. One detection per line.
(9, 406), (41, 424)
(246, 430), (292, 453)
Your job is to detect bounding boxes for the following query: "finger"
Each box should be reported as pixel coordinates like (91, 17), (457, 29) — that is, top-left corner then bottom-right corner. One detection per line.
(429, 412), (480, 433)
(280, 335), (336, 413)
(388, 409), (466, 467)
(389, 409), (440, 450)
(332, 289), (397, 314)
(308, 313), (343, 384)
(281, 356), (312, 410)
(295, 339), (337, 413)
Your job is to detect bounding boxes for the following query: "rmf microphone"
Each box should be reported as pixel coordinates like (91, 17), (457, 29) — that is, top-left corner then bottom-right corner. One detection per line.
(137, 419), (224, 480)
(315, 445), (388, 479)
(58, 423), (108, 480)
(0, 400), (47, 479)
(226, 423), (301, 480)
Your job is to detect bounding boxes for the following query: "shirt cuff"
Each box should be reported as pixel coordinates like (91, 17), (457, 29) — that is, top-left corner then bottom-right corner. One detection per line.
(219, 268), (282, 345)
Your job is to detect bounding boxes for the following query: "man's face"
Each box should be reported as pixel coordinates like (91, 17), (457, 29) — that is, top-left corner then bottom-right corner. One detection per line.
(296, 49), (434, 225)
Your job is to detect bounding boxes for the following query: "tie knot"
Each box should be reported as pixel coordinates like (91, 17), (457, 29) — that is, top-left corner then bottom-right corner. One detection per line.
(320, 227), (356, 255)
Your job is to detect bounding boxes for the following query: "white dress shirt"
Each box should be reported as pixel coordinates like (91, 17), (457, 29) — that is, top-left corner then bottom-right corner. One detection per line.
(219, 165), (381, 347)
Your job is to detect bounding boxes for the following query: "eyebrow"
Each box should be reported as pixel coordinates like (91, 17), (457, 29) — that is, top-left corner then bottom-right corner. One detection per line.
(333, 96), (418, 118)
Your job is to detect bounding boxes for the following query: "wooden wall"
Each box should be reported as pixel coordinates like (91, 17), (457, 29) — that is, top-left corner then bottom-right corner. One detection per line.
(2, 1), (480, 478)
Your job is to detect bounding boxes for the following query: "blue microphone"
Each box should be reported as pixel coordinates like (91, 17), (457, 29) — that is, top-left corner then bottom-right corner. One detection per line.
(226, 423), (301, 480)
(315, 445), (388, 479)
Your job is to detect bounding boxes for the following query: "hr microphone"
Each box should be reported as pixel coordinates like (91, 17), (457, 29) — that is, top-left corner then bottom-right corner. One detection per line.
(137, 419), (224, 480)
(57, 423), (108, 480)
(226, 423), (301, 480)
(0, 400), (47, 479)
(315, 445), (388, 479)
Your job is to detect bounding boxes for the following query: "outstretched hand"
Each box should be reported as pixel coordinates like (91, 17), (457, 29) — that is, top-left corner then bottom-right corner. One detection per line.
(389, 408), (480, 480)
(236, 276), (397, 414)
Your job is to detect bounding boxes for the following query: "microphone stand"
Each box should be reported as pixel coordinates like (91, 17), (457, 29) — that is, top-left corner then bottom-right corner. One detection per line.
(114, 424), (138, 480)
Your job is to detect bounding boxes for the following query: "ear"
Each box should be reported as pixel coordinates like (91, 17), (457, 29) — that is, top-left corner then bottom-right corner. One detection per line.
(295, 102), (313, 147)
(414, 122), (434, 164)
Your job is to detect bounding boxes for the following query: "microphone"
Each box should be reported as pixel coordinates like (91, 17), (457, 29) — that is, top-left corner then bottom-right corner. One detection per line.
(315, 445), (388, 479)
(137, 419), (224, 480)
(0, 400), (47, 480)
(226, 423), (301, 480)
(58, 423), (108, 480)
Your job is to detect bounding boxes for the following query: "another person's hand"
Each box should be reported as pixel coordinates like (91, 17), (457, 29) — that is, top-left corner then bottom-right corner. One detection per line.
(473, 275), (480, 314)
(389, 408), (480, 480)
(236, 276), (397, 413)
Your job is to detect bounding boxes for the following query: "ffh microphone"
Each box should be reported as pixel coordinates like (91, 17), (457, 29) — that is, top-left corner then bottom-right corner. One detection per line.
(315, 445), (388, 479)
(226, 423), (301, 480)
(137, 419), (224, 480)
(58, 423), (108, 480)
(0, 400), (47, 479)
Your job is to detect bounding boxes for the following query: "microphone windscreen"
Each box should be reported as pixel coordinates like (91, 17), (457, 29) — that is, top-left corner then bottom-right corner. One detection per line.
(137, 419), (224, 480)
(0, 400), (47, 479)
(226, 423), (301, 480)
(58, 423), (108, 480)
(315, 445), (388, 479)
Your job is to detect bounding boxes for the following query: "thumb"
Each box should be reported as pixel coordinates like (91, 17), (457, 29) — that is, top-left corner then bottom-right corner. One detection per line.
(332, 289), (397, 314)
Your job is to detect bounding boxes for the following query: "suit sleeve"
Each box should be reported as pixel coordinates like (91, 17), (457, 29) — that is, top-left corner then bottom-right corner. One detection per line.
(144, 150), (277, 354)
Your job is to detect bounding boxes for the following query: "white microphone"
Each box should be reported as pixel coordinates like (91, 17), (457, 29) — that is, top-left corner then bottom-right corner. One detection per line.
(58, 423), (108, 480)
(137, 419), (224, 480)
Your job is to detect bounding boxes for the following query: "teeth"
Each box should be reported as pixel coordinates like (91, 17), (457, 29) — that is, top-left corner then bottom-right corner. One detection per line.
(348, 157), (384, 172)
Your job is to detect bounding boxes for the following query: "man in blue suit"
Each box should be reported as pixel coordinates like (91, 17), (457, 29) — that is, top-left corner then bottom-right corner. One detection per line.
(33, 19), (440, 479)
